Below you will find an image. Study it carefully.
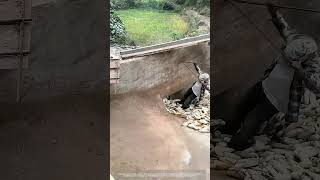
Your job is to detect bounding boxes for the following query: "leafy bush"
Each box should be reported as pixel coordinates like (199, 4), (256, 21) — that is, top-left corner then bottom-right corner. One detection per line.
(111, 0), (183, 11)
(139, 0), (164, 9)
(110, 2), (128, 44)
(182, 0), (209, 7)
(162, 1), (179, 10)
(111, 0), (209, 11)
(111, 0), (143, 9)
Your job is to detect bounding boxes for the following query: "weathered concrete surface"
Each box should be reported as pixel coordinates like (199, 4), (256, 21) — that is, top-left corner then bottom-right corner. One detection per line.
(111, 43), (210, 96)
(212, 0), (320, 121)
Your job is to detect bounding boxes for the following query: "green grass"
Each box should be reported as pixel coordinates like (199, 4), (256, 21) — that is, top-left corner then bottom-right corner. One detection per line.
(116, 9), (189, 46)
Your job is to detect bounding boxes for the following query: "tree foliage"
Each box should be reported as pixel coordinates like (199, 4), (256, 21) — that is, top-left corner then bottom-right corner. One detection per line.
(110, 2), (128, 44)
(110, 0), (210, 45)
(111, 0), (210, 11)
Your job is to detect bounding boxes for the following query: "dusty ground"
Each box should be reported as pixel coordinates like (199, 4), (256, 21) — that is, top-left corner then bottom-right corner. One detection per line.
(0, 94), (107, 180)
(110, 92), (210, 179)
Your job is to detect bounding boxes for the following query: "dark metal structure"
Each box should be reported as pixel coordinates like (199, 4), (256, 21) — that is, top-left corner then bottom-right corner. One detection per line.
(0, 0), (32, 102)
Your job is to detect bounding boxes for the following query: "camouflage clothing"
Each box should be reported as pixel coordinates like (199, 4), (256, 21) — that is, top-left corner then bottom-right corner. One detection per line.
(263, 10), (320, 123)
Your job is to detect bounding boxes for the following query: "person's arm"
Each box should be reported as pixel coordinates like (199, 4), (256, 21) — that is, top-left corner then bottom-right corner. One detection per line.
(198, 83), (209, 103)
(199, 87), (205, 103)
(267, 4), (296, 41)
(291, 58), (320, 95)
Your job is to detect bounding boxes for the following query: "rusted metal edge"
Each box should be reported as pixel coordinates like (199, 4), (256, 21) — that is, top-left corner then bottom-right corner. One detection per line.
(0, 18), (32, 25)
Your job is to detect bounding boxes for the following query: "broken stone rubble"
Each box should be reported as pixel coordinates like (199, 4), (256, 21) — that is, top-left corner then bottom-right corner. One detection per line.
(212, 99), (320, 180)
(163, 90), (210, 133)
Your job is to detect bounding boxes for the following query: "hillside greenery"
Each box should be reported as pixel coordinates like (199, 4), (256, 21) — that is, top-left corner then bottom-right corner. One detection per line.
(110, 0), (210, 46)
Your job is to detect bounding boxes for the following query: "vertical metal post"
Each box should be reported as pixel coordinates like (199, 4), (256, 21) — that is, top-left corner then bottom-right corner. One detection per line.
(16, 0), (26, 103)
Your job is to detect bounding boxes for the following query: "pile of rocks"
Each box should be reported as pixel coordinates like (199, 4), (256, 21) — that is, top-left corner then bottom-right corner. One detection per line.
(163, 90), (210, 133)
(212, 99), (320, 180)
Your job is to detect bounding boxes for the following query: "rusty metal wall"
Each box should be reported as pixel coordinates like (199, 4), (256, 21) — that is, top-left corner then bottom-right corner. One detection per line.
(0, 0), (31, 19)
(0, 0), (107, 103)
(23, 0), (107, 102)
(0, 0), (31, 67)
(0, 0), (32, 102)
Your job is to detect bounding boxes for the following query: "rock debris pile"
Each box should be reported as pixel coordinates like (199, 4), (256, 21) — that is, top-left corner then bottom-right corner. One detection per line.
(163, 91), (210, 133)
(212, 100), (320, 180)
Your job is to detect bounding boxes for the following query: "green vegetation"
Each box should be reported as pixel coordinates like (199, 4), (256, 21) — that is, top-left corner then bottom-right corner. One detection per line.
(111, 0), (209, 11)
(110, 0), (210, 46)
(117, 9), (189, 46)
(110, 2), (128, 44)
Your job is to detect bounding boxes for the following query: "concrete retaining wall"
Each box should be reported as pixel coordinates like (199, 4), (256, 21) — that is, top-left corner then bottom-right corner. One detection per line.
(111, 43), (210, 96)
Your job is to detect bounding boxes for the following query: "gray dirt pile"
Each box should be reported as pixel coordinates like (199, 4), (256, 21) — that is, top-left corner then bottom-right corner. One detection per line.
(212, 99), (320, 180)
(163, 90), (210, 133)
